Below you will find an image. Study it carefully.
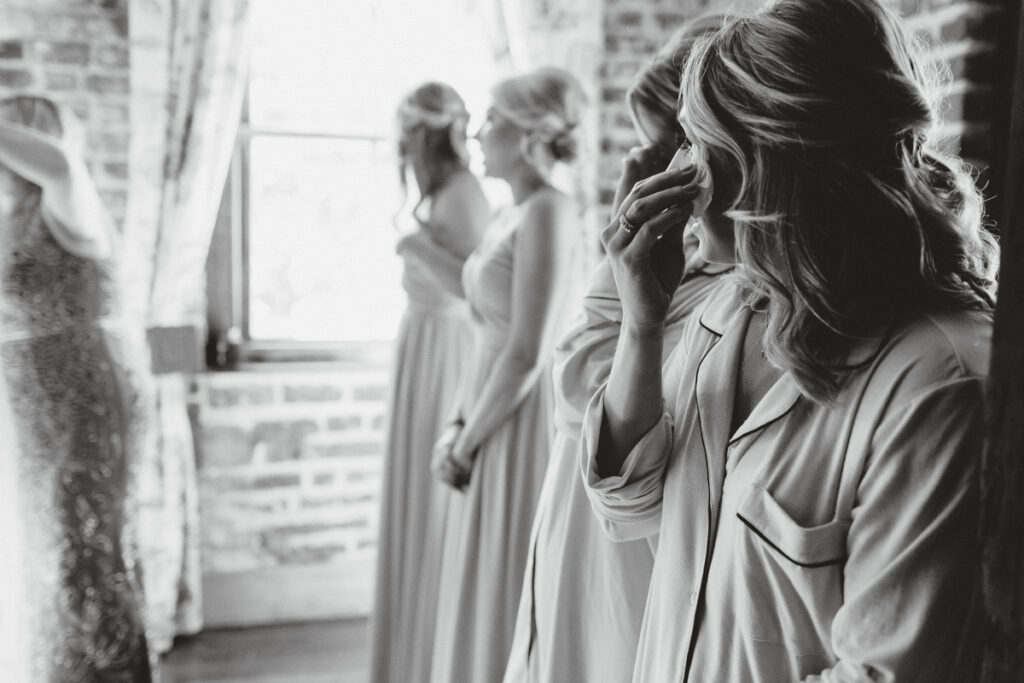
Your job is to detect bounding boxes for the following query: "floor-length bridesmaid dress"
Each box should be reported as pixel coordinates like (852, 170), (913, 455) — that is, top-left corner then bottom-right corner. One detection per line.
(369, 192), (478, 683)
(429, 199), (572, 683)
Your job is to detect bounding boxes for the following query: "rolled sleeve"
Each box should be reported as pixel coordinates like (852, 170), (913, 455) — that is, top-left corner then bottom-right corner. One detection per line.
(579, 382), (674, 542)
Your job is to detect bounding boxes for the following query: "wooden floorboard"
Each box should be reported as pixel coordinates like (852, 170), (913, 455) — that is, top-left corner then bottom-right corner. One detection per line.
(160, 618), (368, 683)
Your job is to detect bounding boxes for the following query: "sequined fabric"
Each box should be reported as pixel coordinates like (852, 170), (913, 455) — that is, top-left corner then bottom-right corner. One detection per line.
(1, 192), (152, 682)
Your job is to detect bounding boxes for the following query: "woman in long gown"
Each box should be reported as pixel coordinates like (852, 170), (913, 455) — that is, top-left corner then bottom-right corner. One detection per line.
(429, 67), (586, 683)
(502, 16), (726, 683)
(369, 82), (489, 683)
(585, 0), (998, 679)
(0, 96), (153, 680)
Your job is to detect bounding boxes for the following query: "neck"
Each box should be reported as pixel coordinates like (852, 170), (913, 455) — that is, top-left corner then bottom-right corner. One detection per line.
(505, 163), (550, 205)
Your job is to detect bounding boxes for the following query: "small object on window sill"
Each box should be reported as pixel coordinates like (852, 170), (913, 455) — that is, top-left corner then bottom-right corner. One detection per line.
(206, 326), (242, 371)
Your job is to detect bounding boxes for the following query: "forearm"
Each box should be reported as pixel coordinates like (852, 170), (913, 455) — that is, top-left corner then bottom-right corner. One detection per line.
(457, 349), (544, 456)
(596, 320), (665, 477)
(0, 120), (69, 185)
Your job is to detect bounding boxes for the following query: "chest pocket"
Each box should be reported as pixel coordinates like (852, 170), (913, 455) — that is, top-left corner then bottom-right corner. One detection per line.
(736, 484), (848, 568)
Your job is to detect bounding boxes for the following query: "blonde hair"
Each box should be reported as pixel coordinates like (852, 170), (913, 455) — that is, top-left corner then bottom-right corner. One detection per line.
(679, 0), (999, 400)
(492, 66), (586, 163)
(626, 14), (724, 144)
(396, 82), (470, 200)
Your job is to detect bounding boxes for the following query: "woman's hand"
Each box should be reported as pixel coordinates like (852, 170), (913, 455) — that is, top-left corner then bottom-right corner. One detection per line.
(611, 144), (677, 216)
(601, 166), (700, 331)
(431, 421), (473, 491)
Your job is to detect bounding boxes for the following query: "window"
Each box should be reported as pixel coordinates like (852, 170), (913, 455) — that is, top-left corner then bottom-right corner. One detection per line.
(214, 0), (502, 362)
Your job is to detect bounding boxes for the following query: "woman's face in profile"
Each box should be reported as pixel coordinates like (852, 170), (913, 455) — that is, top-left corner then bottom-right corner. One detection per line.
(474, 108), (523, 179)
(691, 148), (739, 265)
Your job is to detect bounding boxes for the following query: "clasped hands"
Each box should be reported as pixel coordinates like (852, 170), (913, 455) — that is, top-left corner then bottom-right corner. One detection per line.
(432, 419), (474, 491)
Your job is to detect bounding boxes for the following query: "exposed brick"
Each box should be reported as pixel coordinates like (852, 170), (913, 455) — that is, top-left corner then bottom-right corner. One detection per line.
(251, 474), (302, 489)
(44, 16), (93, 40)
(369, 413), (386, 431)
(654, 11), (690, 32)
(603, 87), (628, 103)
(200, 425), (252, 468)
(352, 384), (387, 401)
(103, 161), (128, 180)
(943, 48), (997, 82)
(942, 86), (994, 125)
(327, 415), (361, 431)
(86, 74), (129, 94)
(611, 10), (645, 28)
(313, 471), (336, 486)
(939, 6), (1003, 44)
(252, 419), (319, 461)
(307, 441), (382, 458)
(283, 384), (343, 402)
(45, 71), (78, 90)
(0, 69), (33, 88)
(0, 41), (25, 60)
(37, 41), (89, 65)
(207, 385), (274, 407)
(96, 103), (129, 125)
(93, 44), (128, 68)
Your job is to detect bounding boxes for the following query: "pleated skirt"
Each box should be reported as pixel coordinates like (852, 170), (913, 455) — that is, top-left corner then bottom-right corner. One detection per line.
(369, 306), (474, 683)
(429, 357), (554, 683)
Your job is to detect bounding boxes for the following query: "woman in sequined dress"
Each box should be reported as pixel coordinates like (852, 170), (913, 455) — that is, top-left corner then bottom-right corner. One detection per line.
(0, 95), (152, 682)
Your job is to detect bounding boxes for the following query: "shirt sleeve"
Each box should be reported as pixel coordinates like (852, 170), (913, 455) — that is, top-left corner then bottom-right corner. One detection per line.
(806, 378), (985, 682)
(553, 258), (719, 437)
(578, 381), (675, 542)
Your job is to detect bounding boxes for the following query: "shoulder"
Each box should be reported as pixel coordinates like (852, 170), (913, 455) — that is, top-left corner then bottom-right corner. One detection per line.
(858, 308), (992, 410)
(432, 168), (487, 215)
(518, 188), (576, 234)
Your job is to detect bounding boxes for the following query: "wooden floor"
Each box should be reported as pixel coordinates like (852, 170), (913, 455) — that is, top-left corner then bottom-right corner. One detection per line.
(160, 618), (369, 683)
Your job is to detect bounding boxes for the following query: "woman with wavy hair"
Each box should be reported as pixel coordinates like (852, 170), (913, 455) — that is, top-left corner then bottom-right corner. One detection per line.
(369, 81), (488, 683)
(502, 16), (726, 683)
(0, 95), (152, 681)
(584, 0), (998, 680)
(429, 67), (585, 683)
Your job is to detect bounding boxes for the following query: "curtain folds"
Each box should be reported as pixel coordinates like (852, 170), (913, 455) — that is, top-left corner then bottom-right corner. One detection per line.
(124, 0), (250, 655)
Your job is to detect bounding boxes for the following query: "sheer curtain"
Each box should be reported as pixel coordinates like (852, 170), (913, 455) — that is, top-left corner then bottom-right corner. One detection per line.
(475, 0), (604, 271)
(124, 0), (250, 654)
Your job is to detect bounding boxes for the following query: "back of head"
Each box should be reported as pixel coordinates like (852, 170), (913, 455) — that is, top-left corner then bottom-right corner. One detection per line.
(492, 67), (587, 163)
(396, 81), (470, 197)
(626, 13), (725, 143)
(679, 0), (998, 399)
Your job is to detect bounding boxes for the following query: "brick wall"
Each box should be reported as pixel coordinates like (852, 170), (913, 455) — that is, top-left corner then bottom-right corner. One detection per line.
(0, 0), (130, 227)
(595, 0), (1007, 226)
(192, 365), (389, 626)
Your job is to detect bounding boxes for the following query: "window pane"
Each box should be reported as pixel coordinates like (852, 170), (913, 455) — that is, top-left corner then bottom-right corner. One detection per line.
(248, 135), (405, 342)
(249, 0), (501, 137)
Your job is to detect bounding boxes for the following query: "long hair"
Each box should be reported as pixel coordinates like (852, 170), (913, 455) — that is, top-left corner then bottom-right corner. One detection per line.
(679, 0), (999, 400)
(491, 67), (586, 164)
(626, 13), (724, 145)
(396, 82), (470, 207)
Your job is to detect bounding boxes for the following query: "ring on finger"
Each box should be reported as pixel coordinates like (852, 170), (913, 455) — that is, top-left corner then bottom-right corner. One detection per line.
(619, 214), (639, 235)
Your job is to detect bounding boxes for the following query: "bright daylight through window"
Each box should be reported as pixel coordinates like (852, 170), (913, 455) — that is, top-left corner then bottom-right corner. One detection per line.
(246, 0), (499, 343)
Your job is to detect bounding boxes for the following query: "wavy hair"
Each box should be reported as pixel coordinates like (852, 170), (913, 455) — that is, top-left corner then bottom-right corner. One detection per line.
(626, 13), (724, 145)
(679, 0), (999, 400)
(396, 81), (470, 204)
(492, 66), (586, 163)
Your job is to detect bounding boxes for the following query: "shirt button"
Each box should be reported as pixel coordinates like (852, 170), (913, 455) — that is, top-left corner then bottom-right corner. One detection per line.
(690, 592), (699, 605)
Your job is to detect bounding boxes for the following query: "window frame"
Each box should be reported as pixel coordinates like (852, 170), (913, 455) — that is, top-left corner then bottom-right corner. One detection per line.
(210, 87), (398, 368)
